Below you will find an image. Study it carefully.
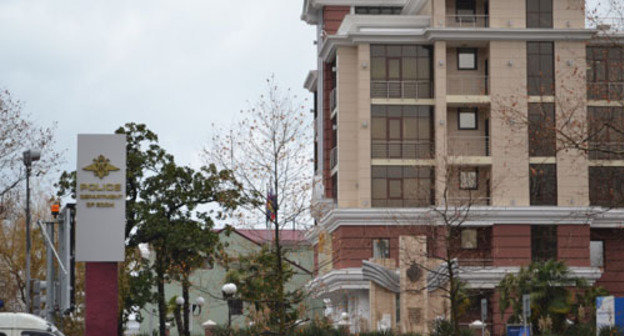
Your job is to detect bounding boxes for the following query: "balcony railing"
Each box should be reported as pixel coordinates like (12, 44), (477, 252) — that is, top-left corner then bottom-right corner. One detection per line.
(445, 15), (489, 28)
(589, 141), (624, 160)
(448, 135), (490, 156)
(447, 196), (491, 206)
(588, 82), (624, 101)
(330, 87), (337, 112)
(372, 140), (434, 159)
(329, 147), (337, 170)
(371, 80), (433, 99)
(447, 75), (489, 96)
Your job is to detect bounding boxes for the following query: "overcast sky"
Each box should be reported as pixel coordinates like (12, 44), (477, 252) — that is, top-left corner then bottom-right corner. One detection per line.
(0, 0), (317, 177)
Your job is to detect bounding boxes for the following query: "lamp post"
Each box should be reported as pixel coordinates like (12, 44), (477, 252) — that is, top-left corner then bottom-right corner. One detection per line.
(193, 296), (205, 316)
(222, 283), (237, 328)
(22, 149), (40, 313)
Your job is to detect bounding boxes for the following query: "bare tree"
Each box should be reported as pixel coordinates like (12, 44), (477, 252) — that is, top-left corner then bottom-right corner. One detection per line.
(204, 76), (313, 335)
(0, 90), (59, 200)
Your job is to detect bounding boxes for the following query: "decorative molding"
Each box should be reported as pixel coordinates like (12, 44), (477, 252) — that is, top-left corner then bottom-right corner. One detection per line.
(310, 266), (603, 296)
(362, 260), (400, 293)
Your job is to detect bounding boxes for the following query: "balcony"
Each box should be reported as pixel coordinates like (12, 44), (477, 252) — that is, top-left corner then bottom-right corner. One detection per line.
(588, 82), (624, 101)
(447, 75), (489, 96)
(448, 135), (490, 157)
(371, 80), (433, 99)
(330, 147), (337, 170)
(330, 87), (337, 112)
(588, 141), (624, 160)
(371, 140), (434, 159)
(445, 15), (489, 28)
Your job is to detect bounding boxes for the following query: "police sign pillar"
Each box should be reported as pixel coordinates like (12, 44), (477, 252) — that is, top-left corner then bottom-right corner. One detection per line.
(76, 134), (126, 336)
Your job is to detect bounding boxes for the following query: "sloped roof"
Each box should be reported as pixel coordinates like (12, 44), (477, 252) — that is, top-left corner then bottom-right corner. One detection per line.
(235, 229), (309, 246)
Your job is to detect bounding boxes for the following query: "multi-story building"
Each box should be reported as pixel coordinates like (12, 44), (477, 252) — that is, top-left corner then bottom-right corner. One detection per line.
(301, 0), (624, 334)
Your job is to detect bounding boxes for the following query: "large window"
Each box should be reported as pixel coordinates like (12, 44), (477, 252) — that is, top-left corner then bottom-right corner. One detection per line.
(589, 167), (624, 207)
(530, 164), (557, 206)
(371, 45), (433, 98)
(528, 103), (556, 156)
(355, 6), (403, 15)
(371, 105), (433, 159)
(527, 42), (554, 95)
(526, 0), (553, 28)
(588, 107), (624, 159)
(372, 166), (434, 207)
(532, 225), (557, 261)
(587, 47), (624, 100)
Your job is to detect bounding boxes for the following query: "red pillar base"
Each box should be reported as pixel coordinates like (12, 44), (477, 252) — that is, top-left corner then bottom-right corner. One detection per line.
(85, 262), (118, 336)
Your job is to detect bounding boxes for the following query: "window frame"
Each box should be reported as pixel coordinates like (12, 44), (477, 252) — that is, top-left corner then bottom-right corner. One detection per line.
(531, 225), (558, 261)
(456, 0), (477, 16)
(458, 108), (478, 130)
(590, 240), (605, 268)
(461, 228), (479, 249)
(373, 238), (391, 259)
(526, 0), (553, 28)
(529, 164), (558, 206)
(457, 48), (478, 70)
(527, 41), (555, 96)
(459, 168), (479, 190)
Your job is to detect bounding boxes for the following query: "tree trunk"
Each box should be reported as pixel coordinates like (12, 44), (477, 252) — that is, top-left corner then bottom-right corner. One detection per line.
(183, 273), (191, 336)
(156, 249), (167, 336)
(174, 305), (184, 336)
(273, 173), (286, 336)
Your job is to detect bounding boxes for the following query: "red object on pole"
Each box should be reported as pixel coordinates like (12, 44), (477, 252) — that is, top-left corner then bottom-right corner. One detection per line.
(85, 262), (118, 336)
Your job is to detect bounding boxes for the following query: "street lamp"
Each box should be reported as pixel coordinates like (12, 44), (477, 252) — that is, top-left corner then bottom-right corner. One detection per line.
(469, 320), (486, 336)
(193, 296), (205, 316)
(222, 283), (237, 328)
(22, 149), (40, 313)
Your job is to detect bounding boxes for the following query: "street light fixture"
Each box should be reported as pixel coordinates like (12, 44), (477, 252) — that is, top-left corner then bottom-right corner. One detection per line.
(22, 149), (40, 313)
(222, 283), (237, 328)
(193, 296), (205, 316)
(175, 296), (185, 306)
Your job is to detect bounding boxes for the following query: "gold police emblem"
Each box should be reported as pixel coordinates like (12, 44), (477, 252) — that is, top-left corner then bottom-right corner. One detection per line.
(83, 155), (120, 179)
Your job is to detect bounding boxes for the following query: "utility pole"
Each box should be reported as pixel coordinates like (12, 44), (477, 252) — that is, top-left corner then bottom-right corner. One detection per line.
(23, 149), (41, 313)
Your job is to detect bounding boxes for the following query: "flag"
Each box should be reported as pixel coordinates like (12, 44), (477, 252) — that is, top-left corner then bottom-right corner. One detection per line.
(266, 187), (278, 222)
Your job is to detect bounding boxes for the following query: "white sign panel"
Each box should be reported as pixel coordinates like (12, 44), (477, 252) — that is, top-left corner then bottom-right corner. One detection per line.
(76, 134), (126, 262)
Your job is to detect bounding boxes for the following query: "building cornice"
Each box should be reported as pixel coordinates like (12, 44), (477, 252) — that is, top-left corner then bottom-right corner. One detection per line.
(306, 207), (624, 244)
(310, 266), (603, 295)
(317, 15), (598, 61)
(302, 0), (410, 24)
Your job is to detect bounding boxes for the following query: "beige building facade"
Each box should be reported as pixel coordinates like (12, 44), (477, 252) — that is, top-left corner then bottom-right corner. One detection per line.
(302, 0), (624, 334)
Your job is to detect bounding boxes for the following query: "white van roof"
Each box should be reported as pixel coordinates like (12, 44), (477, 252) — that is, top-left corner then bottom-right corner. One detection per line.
(0, 313), (62, 334)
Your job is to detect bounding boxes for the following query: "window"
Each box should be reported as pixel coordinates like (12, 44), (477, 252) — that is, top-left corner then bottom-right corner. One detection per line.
(530, 164), (557, 206)
(531, 225), (557, 261)
(587, 47), (624, 100)
(373, 239), (391, 258)
(588, 107), (624, 159)
(371, 45), (433, 98)
(590, 240), (604, 267)
(527, 42), (554, 96)
(372, 166), (434, 207)
(355, 6), (403, 15)
(526, 0), (552, 28)
(21, 333), (55, 336)
(371, 105), (433, 159)
(458, 108), (478, 130)
(528, 103), (556, 156)
(456, 0), (476, 18)
(461, 229), (478, 249)
(460, 169), (479, 190)
(589, 167), (624, 207)
(458, 48), (478, 70)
